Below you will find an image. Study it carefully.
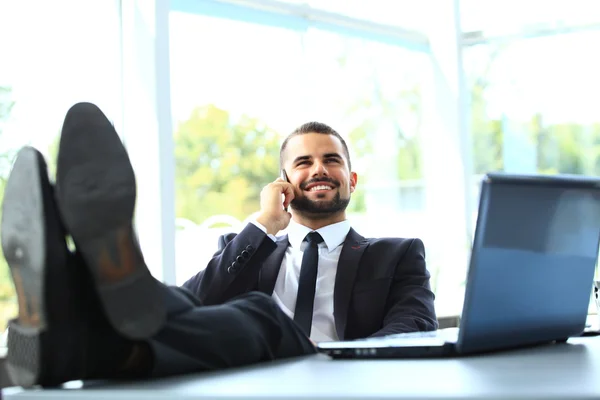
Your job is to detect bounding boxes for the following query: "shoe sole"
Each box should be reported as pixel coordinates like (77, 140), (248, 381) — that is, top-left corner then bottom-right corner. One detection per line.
(2, 147), (54, 387)
(55, 102), (165, 340)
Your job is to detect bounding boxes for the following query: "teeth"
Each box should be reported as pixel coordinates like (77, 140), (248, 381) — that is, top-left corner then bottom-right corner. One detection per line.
(309, 185), (332, 192)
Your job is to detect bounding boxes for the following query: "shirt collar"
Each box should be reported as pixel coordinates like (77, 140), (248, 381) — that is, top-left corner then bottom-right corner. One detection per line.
(287, 219), (351, 253)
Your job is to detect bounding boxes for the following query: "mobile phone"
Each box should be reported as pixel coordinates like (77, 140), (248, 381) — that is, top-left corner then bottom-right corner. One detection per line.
(281, 169), (289, 211)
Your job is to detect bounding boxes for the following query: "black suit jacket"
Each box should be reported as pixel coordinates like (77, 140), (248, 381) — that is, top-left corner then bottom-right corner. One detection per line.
(182, 223), (438, 340)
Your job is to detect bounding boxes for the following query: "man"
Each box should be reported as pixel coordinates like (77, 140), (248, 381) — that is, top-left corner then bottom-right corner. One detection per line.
(183, 122), (438, 342)
(2, 103), (315, 388)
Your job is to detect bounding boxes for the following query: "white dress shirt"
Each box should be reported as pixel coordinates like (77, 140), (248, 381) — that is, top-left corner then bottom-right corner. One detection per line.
(251, 219), (351, 342)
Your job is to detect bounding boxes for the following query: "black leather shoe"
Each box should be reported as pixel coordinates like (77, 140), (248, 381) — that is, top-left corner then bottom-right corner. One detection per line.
(55, 102), (166, 340)
(2, 147), (135, 387)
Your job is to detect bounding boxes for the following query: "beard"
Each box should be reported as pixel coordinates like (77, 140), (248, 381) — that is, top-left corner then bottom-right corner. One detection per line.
(290, 177), (350, 216)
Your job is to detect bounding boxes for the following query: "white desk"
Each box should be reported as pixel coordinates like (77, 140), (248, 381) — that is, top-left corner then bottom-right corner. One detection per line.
(3, 336), (600, 400)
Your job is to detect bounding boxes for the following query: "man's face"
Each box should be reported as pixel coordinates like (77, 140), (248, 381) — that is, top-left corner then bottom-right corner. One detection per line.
(282, 133), (357, 216)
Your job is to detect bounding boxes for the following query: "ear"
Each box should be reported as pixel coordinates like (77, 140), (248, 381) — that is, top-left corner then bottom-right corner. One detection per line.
(349, 172), (358, 193)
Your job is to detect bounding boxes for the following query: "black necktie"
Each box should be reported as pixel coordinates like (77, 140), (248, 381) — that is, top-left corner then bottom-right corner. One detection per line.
(294, 231), (324, 337)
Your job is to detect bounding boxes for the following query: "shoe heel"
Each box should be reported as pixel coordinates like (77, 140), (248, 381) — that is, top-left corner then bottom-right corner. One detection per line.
(6, 321), (41, 388)
(55, 103), (166, 340)
(79, 225), (165, 340)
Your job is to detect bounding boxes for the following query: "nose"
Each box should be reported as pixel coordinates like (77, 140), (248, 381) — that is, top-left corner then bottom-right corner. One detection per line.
(310, 160), (329, 177)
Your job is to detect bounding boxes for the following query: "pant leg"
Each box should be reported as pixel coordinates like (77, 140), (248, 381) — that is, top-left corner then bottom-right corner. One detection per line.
(148, 286), (316, 378)
(171, 285), (203, 306)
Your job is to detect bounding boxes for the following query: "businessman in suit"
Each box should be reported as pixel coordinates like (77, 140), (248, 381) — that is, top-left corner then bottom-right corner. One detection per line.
(183, 121), (438, 341)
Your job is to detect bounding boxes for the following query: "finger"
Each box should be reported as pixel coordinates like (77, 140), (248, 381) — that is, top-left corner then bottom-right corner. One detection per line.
(282, 186), (295, 208)
(282, 193), (289, 211)
(283, 197), (293, 210)
(280, 181), (294, 194)
(274, 181), (294, 196)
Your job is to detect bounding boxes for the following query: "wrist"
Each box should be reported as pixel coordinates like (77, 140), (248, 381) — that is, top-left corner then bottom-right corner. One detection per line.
(255, 214), (279, 235)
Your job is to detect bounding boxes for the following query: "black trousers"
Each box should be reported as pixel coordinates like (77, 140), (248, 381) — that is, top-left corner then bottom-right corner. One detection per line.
(147, 286), (317, 377)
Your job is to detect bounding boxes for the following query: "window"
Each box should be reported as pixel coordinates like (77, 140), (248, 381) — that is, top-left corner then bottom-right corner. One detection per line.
(461, 0), (600, 36)
(169, 13), (304, 283)
(169, 11), (434, 289)
(464, 30), (600, 310)
(0, 0), (122, 331)
(465, 30), (600, 179)
(298, 0), (431, 33)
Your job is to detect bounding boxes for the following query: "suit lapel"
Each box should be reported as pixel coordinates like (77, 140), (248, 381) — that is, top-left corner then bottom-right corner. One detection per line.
(334, 228), (369, 340)
(258, 235), (289, 294)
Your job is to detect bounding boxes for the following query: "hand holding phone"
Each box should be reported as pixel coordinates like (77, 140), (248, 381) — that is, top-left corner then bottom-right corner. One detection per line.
(256, 171), (294, 235)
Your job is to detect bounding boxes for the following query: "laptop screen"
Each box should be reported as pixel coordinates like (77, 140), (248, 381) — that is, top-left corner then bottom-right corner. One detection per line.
(483, 184), (600, 258)
(459, 176), (600, 353)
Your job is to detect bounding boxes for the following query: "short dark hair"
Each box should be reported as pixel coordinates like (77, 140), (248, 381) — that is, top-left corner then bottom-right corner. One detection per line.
(279, 121), (352, 170)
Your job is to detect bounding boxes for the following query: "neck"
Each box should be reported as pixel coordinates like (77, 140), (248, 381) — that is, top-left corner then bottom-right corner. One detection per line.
(291, 211), (346, 230)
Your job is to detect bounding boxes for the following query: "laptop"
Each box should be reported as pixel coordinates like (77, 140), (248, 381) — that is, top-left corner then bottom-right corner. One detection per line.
(318, 173), (600, 358)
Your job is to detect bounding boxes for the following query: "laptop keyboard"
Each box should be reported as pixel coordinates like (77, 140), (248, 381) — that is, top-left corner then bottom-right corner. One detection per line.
(361, 328), (459, 343)
(383, 331), (442, 339)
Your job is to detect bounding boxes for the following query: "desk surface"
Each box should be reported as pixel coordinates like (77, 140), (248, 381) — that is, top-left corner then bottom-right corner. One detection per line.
(3, 336), (600, 400)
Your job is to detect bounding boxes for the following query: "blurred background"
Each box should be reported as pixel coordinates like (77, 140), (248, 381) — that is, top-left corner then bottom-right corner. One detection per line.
(0, 0), (599, 331)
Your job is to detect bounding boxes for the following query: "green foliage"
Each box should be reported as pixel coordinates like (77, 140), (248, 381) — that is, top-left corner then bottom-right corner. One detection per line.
(468, 43), (600, 177)
(349, 122), (423, 181)
(344, 85), (424, 214)
(347, 188), (367, 214)
(536, 119), (600, 175)
(47, 134), (60, 181)
(470, 96), (600, 177)
(396, 137), (423, 180)
(471, 83), (504, 174)
(174, 105), (281, 224)
(173, 100), (420, 219)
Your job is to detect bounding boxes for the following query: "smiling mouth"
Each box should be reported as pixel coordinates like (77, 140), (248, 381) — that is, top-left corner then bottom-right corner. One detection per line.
(307, 185), (334, 192)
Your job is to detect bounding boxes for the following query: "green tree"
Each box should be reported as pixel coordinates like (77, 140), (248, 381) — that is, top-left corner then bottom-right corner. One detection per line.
(344, 83), (424, 213)
(470, 83), (504, 174)
(174, 105), (281, 224)
(468, 46), (506, 174)
(328, 44), (426, 213)
(535, 116), (600, 176)
(347, 85), (423, 181)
